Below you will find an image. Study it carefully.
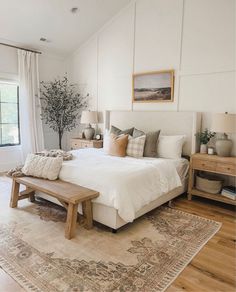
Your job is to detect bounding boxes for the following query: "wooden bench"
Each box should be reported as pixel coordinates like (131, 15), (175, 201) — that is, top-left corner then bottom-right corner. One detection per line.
(10, 177), (99, 239)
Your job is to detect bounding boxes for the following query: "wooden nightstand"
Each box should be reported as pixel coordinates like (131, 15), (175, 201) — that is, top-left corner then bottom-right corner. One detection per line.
(71, 138), (103, 150)
(188, 153), (236, 206)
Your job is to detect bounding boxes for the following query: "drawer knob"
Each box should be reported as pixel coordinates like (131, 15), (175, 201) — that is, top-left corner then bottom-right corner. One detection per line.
(227, 168), (230, 170)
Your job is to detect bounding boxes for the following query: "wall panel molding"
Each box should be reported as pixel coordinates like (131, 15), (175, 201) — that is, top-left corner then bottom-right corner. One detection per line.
(66, 0), (235, 120)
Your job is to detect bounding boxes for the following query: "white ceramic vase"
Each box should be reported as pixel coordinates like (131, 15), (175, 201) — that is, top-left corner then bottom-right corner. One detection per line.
(200, 144), (207, 154)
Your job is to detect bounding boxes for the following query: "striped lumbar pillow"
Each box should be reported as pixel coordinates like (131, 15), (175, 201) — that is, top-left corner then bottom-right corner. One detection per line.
(126, 135), (146, 158)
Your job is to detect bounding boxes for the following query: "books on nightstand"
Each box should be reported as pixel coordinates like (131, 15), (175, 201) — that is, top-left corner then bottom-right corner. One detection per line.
(221, 186), (236, 200)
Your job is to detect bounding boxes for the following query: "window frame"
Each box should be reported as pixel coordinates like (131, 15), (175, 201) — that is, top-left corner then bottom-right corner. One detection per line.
(0, 81), (20, 147)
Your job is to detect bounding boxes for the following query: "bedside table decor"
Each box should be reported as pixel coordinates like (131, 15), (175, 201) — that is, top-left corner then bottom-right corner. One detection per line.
(196, 129), (215, 154)
(221, 186), (236, 200)
(207, 147), (214, 155)
(196, 173), (222, 194)
(81, 111), (98, 140)
(188, 153), (236, 206)
(71, 138), (103, 150)
(211, 112), (236, 157)
(95, 134), (102, 140)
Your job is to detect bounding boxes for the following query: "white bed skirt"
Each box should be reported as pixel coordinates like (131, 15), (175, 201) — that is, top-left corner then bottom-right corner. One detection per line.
(36, 178), (187, 230)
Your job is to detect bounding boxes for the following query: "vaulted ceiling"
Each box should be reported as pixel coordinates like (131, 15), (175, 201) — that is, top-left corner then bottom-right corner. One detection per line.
(0, 0), (131, 57)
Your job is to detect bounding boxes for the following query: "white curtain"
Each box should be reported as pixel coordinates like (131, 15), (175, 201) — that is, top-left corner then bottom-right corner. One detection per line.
(18, 49), (44, 160)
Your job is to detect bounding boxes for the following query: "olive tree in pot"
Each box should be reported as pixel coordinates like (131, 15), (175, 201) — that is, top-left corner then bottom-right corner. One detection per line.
(40, 76), (88, 149)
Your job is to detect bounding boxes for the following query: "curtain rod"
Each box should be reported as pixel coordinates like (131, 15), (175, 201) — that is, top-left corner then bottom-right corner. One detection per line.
(0, 42), (42, 54)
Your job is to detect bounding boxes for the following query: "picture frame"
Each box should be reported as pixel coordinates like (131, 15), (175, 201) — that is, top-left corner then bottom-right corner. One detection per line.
(132, 70), (174, 103)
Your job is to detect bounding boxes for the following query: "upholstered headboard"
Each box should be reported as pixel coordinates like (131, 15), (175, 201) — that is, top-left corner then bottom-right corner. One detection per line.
(105, 111), (201, 156)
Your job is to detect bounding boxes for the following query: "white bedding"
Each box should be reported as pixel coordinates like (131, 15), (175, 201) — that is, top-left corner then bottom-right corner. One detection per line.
(59, 148), (184, 222)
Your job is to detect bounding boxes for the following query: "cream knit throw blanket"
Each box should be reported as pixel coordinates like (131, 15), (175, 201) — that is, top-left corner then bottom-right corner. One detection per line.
(7, 149), (73, 177)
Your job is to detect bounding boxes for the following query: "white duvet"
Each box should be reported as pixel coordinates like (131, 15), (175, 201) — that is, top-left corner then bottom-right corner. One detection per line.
(59, 148), (182, 222)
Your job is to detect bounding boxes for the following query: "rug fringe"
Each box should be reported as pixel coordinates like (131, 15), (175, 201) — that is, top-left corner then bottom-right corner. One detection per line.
(153, 219), (222, 292)
(0, 256), (41, 292)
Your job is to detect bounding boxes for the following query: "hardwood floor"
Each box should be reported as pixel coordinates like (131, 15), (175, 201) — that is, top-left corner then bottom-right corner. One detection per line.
(167, 197), (236, 292)
(0, 176), (235, 291)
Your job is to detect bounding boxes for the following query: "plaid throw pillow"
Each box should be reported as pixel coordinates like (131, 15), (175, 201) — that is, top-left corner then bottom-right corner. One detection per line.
(126, 135), (146, 158)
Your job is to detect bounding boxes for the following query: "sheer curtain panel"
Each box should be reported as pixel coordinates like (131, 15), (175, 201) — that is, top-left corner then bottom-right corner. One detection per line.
(18, 49), (44, 160)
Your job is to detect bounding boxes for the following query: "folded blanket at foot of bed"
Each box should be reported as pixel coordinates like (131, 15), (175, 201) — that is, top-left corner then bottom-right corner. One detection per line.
(7, 149), (73, 177)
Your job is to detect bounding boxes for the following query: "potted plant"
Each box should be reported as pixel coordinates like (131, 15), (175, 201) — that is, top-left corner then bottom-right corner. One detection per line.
(40, 76), (88, 149)
(196, 129), (215, 154)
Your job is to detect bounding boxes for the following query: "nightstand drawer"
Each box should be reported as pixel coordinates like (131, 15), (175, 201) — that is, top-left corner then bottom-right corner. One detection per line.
(81, 141), (93, 148)
(216, 163), (236, 176)
(71, 138), (103, 150)
(192, 159), (216, 171)
(71, 141), (82, 149)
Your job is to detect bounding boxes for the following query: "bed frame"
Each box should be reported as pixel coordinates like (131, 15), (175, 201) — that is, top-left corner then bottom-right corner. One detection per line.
(38, 111), (202, 231)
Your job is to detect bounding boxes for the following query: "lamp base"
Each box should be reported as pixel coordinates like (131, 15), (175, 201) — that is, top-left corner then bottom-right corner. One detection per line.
(215, 139), (232, 157)
(84, 125), (95, 140)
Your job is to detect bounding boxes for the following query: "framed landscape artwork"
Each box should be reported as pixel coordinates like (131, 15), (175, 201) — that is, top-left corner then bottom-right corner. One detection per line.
(132, 70), (174, 103)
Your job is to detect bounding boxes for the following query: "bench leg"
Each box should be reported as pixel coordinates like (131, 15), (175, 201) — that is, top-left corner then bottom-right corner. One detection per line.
(82, 200), (93, 229)
(24, 187), (35, 202)
(10, 179), (20, 208)
(28, 192), (35, 203)
(168, 200), (174, 208)
(65, 203), (78, 240)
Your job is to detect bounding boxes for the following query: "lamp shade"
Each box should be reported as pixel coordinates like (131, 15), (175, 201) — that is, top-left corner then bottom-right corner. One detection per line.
(211, 113), (236, 133)
(80, 111), (98, 124)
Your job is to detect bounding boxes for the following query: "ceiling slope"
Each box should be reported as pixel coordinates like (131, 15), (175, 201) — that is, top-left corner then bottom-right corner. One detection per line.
(0, 0), (131, 57)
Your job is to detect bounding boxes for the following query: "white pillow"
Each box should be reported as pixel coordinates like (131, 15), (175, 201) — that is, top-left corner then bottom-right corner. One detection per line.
(103, 131), (111, 153)
(157, 135), (186, 159)
(22, 154), (63, 180)
(126, 135), (146, 158)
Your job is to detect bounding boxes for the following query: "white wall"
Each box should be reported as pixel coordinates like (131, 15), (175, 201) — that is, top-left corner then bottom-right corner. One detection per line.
(0, 46), (18, 80)
(66, 0), (236, 117)
(98, 4), (135, 111)
(0, 46), (66, 171)
(38, 53), (67, 150)
(133, 0), (183, 111)
(63, 38), (99, 150)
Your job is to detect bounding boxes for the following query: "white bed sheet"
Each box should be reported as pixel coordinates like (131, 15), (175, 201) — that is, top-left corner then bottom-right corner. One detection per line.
(59, 148), (186, 222)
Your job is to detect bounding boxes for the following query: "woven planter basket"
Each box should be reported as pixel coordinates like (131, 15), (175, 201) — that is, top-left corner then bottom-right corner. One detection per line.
(196, 174), (223, 194)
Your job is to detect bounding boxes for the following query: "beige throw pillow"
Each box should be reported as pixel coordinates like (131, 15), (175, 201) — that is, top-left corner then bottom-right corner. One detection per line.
(22, 154), (63, 180)
(105, 133), (129, 157)
(126, 135), (146, 158)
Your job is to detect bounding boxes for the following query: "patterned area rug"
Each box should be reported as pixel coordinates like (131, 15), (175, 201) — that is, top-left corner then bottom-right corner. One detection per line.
(0, 177), (221, 292)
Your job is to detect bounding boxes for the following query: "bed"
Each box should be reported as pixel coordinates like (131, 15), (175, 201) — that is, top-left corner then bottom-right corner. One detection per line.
(37, 111), (201, 231)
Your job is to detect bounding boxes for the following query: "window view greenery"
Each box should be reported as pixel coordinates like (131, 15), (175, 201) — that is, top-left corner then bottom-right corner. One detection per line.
(0, 82), (20, 146)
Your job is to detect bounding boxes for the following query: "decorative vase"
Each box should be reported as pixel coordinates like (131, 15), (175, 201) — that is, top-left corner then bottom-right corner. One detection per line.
(84, 125), (95, 140)
(215, 138), (232, 157)
(200, 144), (207, 154)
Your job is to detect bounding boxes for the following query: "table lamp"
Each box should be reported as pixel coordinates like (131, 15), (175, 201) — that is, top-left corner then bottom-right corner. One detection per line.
(81, 111), (98, 140)
(211, 112), (236, 157)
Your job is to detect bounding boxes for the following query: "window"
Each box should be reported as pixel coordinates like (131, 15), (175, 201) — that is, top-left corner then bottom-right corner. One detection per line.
(0, 82), (20, 147)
